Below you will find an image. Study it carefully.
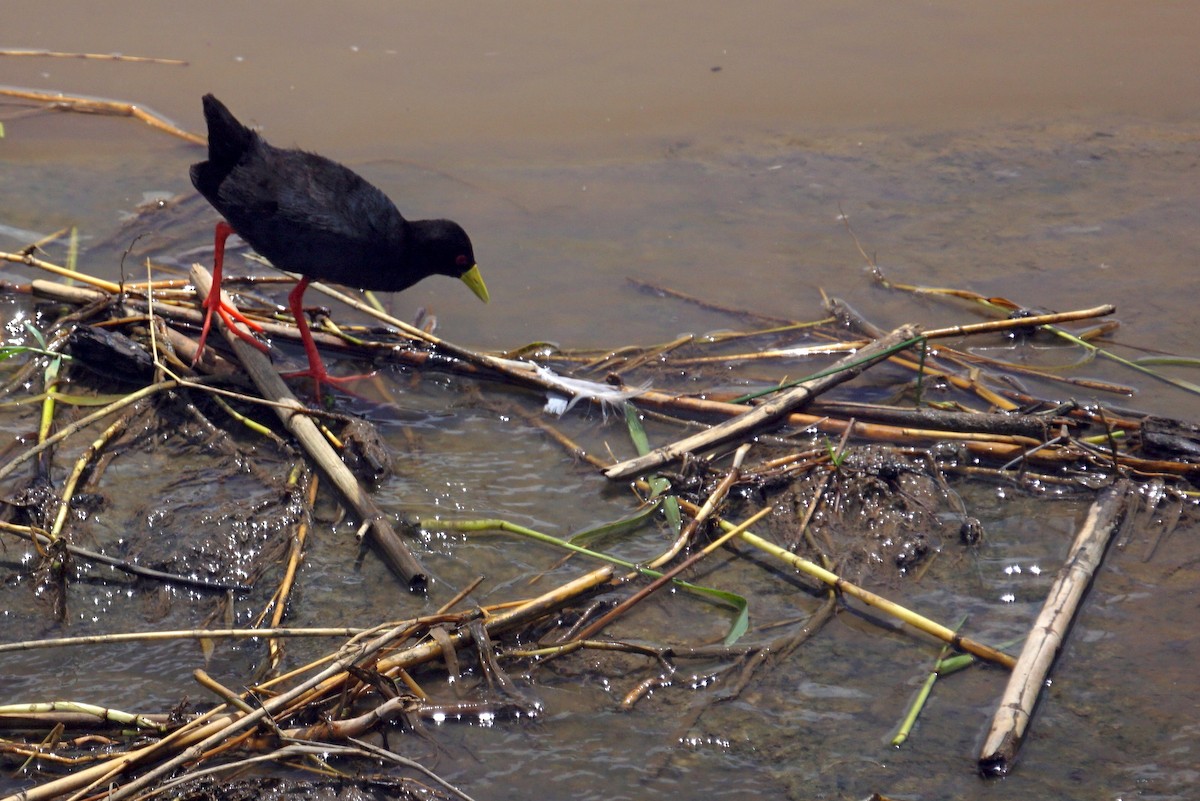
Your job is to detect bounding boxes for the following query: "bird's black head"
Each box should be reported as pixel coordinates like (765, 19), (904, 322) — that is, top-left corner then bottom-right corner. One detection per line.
(411, 218), (489, 303)
(411, 219), (473, 276)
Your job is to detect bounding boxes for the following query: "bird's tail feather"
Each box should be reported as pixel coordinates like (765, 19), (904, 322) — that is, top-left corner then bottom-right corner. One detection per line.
(200, 94), (256, 167)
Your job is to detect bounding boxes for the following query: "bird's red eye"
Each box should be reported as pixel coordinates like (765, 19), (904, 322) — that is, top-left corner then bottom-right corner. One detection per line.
(455, 254), (469, 267)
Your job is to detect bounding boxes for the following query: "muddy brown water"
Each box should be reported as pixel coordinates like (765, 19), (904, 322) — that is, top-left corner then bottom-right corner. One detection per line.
(2, 3), (1200, 799)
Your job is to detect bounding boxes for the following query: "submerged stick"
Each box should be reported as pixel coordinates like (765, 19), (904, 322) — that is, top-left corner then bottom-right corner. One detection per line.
(978, 479), (1133, 776)
(604, 324), (920, 480)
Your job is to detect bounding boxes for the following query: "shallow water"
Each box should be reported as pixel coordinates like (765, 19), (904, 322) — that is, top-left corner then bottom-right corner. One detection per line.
(2, 3), (1200, 799)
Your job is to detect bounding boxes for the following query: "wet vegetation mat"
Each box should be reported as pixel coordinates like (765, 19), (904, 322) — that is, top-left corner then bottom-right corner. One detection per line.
(1, 234), (1199, 801)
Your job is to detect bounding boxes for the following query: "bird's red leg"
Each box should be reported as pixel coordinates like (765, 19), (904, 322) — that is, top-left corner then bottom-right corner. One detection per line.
(281, 276), (376, 401)
(192, 221), (269, 365)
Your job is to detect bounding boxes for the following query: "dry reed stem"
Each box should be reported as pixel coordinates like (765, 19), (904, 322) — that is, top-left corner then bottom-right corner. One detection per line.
(1, 250), (121, 293)
(48, 408), (133, 541)
(261, 468), (317, 672)
(572, 504), (772, 642)
(0, 49), (187, 65)
(922, 305), (1116, 340)
(257, 567), (616, 727)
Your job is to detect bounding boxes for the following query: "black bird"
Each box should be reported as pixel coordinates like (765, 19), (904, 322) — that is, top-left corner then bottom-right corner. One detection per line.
(189, 93), (489, 396)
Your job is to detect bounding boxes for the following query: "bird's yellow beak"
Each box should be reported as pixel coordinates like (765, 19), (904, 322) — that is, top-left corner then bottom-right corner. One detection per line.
(460, 264), (489, 303)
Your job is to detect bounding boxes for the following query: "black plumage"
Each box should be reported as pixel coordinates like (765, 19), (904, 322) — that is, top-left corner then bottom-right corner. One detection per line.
(189, 93), (488, 396)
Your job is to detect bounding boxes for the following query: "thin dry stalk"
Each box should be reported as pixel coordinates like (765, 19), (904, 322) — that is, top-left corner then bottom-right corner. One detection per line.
(649, 442), (752, 569)
(922, 305), (1116, 340)
(260, 467), (317, 671)
(48, 407), (134, 540)
(248, 567), (615, 726)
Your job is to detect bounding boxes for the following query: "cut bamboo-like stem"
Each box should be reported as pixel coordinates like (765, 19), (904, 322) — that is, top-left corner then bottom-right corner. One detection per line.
(190, 265), (429, 591)
(978, 479), (1133, 776)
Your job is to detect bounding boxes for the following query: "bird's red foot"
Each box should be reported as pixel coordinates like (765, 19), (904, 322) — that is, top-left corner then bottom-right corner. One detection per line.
(192, 220), (271, 365)
(193, 294), (269, 365)
(282, 274), (378, 402)
(280, 366), (378, 403)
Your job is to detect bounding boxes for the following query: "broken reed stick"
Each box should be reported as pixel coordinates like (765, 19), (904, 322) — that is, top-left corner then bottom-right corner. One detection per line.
(376, 565), (615, 673)
(190, 265), (430, 592)
(978, 478), (1134, 776)
(649, 442), (752, 569)
(3, 249), (122, 293)
(603, 324), (921, 480)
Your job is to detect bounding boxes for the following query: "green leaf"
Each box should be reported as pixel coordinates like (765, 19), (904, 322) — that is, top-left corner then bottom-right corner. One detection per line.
(624, 404), (682, 533)
(438, 517), (748, 645)
(568, 501), (661, 546)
